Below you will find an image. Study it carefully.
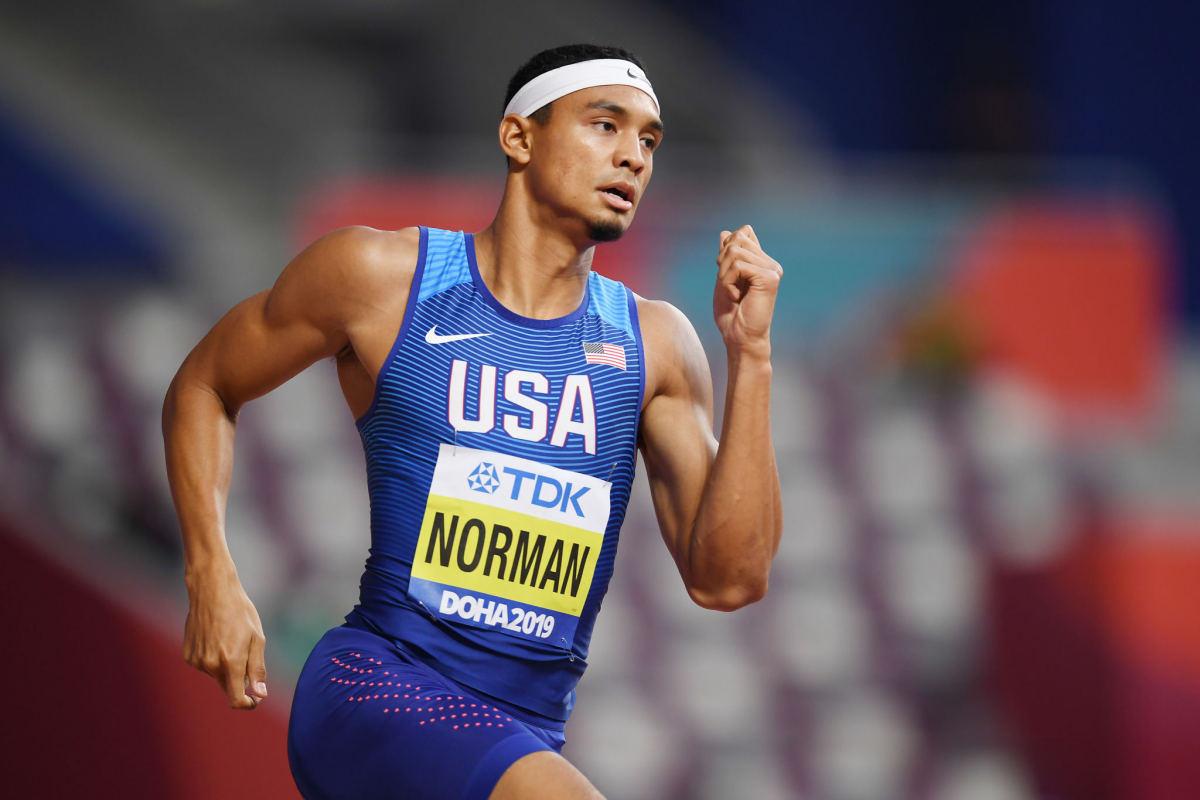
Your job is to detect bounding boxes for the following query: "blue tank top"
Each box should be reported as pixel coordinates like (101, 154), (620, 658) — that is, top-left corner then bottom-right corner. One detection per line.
(345, 227), (645, 720)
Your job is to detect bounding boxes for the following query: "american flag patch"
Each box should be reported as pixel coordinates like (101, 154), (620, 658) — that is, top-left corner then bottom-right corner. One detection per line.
(582, 342), (626, 370)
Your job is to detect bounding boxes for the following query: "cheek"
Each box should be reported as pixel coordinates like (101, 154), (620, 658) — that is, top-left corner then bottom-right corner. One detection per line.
(531, 129), (610, 207)
(537, 161), (587, 206)
(542, 148), (599, 202)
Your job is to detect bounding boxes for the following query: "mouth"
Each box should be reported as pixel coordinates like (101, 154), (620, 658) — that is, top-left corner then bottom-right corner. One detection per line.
(598, 182), (635, 211)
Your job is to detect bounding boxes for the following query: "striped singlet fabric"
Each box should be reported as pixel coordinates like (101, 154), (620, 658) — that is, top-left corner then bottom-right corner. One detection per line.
(344, 227), (644, 721)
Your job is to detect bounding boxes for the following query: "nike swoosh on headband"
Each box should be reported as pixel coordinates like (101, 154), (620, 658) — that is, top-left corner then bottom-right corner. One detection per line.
(425, 326), (493, 344)
(504, 59), (659, 118)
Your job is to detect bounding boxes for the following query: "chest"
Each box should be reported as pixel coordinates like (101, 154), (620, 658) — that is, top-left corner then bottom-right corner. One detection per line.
(378, 296), (641, 461)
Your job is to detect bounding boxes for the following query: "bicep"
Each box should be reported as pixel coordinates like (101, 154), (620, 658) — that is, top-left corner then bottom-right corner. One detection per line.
(179, 287), (344, 414)
(638, 303), (717, 563)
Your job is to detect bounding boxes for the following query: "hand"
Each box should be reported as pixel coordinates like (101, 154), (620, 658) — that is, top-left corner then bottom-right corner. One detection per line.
(713, 225), (782, 356)
(182, 563), (268, 710)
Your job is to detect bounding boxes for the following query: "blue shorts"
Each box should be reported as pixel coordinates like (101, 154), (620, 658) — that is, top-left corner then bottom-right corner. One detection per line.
(288, 626), (565, 800)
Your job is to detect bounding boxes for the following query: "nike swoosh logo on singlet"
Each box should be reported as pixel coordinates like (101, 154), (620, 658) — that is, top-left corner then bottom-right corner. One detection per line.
(425, 325), (493, 344)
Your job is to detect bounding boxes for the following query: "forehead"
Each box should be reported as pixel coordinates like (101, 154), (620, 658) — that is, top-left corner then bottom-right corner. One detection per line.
(556, 85), (661, 123)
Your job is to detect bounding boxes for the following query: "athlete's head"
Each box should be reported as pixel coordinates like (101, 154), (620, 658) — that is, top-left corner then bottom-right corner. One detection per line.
(500, 44), (663, 244)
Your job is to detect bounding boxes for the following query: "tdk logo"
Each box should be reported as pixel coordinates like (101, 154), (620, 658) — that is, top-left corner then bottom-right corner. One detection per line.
(467, 463), (501, 494)
(465, 463), (591, 518)
(505, 467), (590, 517)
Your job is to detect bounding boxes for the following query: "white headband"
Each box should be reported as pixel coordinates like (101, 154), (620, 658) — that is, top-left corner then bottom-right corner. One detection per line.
(504, 59), (660, 118)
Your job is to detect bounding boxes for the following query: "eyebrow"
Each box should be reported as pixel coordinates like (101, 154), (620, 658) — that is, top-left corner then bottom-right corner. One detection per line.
(586, 99), (665, 134)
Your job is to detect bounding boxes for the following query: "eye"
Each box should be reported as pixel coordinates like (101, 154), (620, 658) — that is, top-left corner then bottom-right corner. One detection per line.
(642, 137), (658, 150)
(594, 121), (616, 132)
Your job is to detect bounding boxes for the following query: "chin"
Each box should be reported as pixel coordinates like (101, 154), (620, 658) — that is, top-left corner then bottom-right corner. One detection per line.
(585, 215), (628, 243)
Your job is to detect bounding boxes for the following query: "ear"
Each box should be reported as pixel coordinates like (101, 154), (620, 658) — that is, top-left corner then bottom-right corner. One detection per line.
(498, 113), (535, 166)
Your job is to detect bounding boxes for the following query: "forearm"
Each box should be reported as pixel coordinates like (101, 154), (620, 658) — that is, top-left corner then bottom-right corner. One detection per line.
(156, 234), (388, 709)
(686, 347), (780, 608)
(162, 372), (240, 584)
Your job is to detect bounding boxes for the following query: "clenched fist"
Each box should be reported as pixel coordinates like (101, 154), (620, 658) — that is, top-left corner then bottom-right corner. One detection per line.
(713, 225), (783, 358)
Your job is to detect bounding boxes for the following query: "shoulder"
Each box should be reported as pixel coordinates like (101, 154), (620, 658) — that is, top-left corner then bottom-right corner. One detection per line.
(634, 295), (711, 400)
(636, 295), (703, 359)
(635, 295), (693, 339)
(269, 226), (421, 326)
(300, 225), (421, 292)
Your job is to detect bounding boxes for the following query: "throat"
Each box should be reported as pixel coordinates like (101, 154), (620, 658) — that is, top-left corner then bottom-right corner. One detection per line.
(481, 268), (589, 320)
(471, 227), (593, 321)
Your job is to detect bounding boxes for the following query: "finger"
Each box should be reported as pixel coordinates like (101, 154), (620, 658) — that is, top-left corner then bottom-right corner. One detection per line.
(717, 245), (773, 279)
(247, 633), (268, 700)
(717, 245), (766, 287)
(182, 621), (203, 671)
(723, 226), (754, 248)
(727, 230), (766, 267)
(717, 255), (742, 300)
(722, 229), (747, 255)
(727, 258), (781, 283)
(722, 260), (781, 297)
(719, 258), (763, 302)
(717, 236), (773, 301)
(717, 231), (735, 265)
(245, 678), (261, 709)
(200, 653), (222, 680)
(722, 280), (741, 302)
(223, 655), (255, 710)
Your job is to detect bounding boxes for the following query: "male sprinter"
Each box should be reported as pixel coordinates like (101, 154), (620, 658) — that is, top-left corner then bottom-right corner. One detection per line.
(164, 44), (782, 799)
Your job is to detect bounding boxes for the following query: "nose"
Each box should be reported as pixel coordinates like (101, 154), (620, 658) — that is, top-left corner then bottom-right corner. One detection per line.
(615, 129), (646, 175)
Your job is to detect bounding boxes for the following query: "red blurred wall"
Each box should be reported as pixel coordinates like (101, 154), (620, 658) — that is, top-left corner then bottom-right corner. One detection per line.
(990, 521), (1200, 800)
(954, 199), (1168, 424)
(0, 522), (299, 800)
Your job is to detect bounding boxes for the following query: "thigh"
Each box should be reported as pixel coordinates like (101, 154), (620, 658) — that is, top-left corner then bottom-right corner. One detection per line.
(489, 751), (606, 800)
(288, 627), (554, 800)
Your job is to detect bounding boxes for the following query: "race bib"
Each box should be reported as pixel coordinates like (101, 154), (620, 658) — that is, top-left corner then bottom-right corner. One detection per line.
(408, 444), (610, 647)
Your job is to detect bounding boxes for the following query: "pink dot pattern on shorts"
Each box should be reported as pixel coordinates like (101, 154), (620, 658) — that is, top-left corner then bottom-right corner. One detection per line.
(330, 652), (515, 733)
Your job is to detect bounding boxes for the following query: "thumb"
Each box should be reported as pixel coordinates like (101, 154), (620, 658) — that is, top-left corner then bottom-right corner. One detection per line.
(719, 230), (732, 247)
(248, 633), (268, 699)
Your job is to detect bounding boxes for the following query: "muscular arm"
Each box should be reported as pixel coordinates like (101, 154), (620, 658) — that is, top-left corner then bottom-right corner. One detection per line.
(162, 225), (418, 708)
(638, 225), (783, 611)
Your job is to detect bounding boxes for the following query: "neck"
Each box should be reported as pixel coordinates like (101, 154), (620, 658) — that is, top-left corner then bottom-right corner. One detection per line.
(473, 180), (595, 320)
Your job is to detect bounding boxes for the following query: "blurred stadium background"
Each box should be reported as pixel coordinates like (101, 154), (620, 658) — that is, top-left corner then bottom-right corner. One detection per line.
(2, 1), (1198, 798)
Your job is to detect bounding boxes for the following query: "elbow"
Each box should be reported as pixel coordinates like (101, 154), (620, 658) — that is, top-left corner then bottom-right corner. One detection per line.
(161, 371), (194, 431)
(162, 369), (238, 430)
(687, 577), (769, 612)
(162, 373), (181, 431)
